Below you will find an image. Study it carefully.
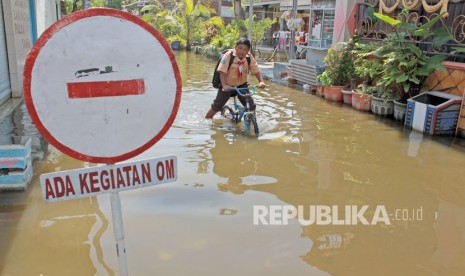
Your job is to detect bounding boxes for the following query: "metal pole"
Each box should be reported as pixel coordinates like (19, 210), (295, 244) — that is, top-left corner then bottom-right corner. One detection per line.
(248, 0), (254, 42)
(111, 191), (129, 276)
(289, 0), (298, 61)
(218, 0), (222, 16)
(83, 0), (91, 9)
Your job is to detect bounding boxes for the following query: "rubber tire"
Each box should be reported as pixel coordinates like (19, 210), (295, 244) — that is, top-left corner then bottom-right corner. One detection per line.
(246, 113), (259, 137)
(221, 106), (236, 122)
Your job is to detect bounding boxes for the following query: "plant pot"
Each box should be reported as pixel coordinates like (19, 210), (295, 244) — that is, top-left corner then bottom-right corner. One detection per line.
(404, 91), (462, 135)
(371, 96), (394, 116)
(342, 89), (352, 105)
(352, 90), (371, 111)
(316, 86), (325, 97)
(310, 86), (317, 95)
(324, 86), (344, 102)
(393, 100), (407, 121)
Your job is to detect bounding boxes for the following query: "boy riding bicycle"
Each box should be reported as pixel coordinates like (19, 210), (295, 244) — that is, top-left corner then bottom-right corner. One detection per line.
(205, 38), (266, 119)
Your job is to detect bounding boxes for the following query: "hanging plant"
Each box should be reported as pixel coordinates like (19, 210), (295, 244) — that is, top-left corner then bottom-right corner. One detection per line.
(281, 10), (305, 31)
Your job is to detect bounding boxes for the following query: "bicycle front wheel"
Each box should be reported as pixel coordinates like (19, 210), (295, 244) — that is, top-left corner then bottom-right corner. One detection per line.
(245, 113), (259, 137)
(221, 106), (236, 122)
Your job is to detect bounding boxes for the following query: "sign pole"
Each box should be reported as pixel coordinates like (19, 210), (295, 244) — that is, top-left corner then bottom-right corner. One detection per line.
(26, 9), (181, 275)
(110, 191), (129, 276)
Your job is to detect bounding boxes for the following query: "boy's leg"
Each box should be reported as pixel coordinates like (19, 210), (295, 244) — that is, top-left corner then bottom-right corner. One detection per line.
(205, 88), (235, 119)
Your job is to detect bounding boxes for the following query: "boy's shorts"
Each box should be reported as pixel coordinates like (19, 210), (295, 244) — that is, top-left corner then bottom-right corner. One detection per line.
(211, 84), (256, 112)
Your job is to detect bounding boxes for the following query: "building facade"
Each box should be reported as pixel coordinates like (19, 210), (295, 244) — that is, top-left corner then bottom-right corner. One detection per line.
(0, 0), (59, 107)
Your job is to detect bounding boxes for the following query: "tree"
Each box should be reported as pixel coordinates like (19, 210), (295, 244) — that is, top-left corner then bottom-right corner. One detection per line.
(208, 17), (275, 52)
(233, 0), (247, 36)
(142, 9), (181, 41)
(246, 16), (275, 52)
(141, 0), (222, 50)
(173, 0), (215, 50)
(64, 0), (112, 14)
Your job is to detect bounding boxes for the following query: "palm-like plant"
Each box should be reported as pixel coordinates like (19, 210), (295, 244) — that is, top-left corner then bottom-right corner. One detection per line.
(141, 0), (223, 50)
(173, 0), (217, 50)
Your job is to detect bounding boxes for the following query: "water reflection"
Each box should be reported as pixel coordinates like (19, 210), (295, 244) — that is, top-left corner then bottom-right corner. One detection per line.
(0, 51), (465, 275)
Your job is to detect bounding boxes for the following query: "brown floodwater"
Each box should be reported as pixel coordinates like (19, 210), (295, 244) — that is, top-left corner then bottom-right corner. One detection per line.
(1, 51), (465, 276)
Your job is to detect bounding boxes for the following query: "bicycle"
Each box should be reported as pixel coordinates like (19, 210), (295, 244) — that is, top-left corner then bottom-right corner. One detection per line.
(255, 46), (283, 62)
(221, 85), (259, 137)
(295, 45), (307, 59)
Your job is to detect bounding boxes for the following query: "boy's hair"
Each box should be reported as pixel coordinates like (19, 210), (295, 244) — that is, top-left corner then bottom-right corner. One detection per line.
(235, 38), (251, 49)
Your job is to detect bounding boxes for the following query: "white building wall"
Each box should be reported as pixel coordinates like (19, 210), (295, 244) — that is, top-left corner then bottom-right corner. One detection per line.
(36, 0), (59, 36)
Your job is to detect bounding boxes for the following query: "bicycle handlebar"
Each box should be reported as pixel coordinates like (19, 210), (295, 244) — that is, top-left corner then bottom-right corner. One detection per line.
(233, 86), (256, 97)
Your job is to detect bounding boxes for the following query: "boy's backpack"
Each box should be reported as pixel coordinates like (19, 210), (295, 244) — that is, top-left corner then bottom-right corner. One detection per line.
(212, 50), (251, 89)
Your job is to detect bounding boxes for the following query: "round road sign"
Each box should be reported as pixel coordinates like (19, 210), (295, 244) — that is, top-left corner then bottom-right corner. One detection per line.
(24, 8), (181, 164)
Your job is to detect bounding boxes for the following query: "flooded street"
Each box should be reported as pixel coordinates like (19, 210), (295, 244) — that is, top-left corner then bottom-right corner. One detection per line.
(1, 51), (465, 275)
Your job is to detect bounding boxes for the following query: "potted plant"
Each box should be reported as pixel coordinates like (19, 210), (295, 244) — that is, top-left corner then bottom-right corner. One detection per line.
(319, 42), (355, 102)
(374, 9), (449, 120)
(341, 35), (364, 105)
(316, 71), (331, 98)
(352, 84), (375, 112)
(370, 83), (397, 116)
(351, 41), (384, 111)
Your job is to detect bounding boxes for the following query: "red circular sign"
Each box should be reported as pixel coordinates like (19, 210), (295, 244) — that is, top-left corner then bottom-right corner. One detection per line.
(24, 8), (182, 164)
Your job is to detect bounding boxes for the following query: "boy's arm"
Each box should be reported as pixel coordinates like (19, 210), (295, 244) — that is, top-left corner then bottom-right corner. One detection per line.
(254, 72), (266, 88)
(248, 54), (266, 88)
(220, 72), (232, 91)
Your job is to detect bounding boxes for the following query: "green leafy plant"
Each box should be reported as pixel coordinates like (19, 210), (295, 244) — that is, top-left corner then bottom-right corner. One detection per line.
(374, 9), (449, 102)
(353, 42), (383, 85)
(141, 0), (221, 50)
(246, 16), (276, 53)
(316, 71), (332, 87)
(208, 17), (275, 53)
(320, 42), (355, 86)
(355, 83), (377, 95)
(350, 40), (397, 98)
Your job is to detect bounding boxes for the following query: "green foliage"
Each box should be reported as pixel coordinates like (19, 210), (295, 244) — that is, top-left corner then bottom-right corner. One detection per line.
(208, 19), (241, 50)
(245, 16), (276, 51)
(356, 83), (377, 95)
(93, 0), (105, 8)
(64, 0), (118, 14)
(209, 27), (239, 50)
(316, 71), (332, 86)
(374, 9), (448, 102)
(141, 0), (220, 50)
(106, 0), (122, 9)
(353, 42), (383, 86)
(321, 41), (355, 86)
(207, 16), (275, 52)
(142, 10), (181, 40)
(451, 46), (465, 54)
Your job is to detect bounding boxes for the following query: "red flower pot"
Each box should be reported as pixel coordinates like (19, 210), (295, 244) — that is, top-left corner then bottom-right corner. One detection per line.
(324, 86), (344, 102)
(352, 90), (371, 111)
